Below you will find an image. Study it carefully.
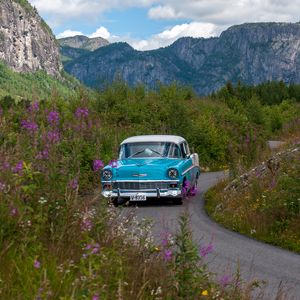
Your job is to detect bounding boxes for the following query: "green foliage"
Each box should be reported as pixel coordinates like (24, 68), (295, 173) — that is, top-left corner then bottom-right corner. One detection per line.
(0, 63), (77, 100)
(174, 213), (209, 298)
(206, 145), (300, 253)
(1, 73), (298, 298)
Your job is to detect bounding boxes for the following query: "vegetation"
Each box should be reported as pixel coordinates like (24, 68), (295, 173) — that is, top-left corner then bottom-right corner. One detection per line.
(1, 73), (300, 298)
(206, 136), (300, 253)
(0, 89), (263, 299)
(0, 63), (78, 100)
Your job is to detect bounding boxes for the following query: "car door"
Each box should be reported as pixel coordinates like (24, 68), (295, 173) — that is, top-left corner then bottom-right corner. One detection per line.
(180, 142), (194, 184)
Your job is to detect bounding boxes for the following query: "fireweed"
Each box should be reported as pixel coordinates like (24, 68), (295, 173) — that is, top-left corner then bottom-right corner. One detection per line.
(1, 87), (289, 299)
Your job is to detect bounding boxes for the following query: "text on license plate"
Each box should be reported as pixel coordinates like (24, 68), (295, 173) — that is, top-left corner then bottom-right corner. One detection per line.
(130, 194), (147, 201)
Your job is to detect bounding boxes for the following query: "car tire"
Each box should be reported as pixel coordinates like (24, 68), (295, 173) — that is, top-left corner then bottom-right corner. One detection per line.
(173, 198), (183, 205)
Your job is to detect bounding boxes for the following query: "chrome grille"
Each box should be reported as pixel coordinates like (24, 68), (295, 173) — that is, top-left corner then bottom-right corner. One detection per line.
(113, 181), (170, 190)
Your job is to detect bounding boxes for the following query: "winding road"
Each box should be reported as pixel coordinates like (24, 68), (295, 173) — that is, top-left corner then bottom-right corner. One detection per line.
(128, 172), (300, 299)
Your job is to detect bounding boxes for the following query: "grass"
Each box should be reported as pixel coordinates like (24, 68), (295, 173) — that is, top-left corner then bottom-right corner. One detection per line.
(206, 128), (300, 253)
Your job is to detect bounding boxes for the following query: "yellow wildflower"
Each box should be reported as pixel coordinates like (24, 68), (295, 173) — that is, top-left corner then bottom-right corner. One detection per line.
(201, 290), (209, 296)
(154, 247), (160, 252)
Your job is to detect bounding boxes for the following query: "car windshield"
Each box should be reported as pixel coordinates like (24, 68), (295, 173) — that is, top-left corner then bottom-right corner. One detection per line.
(119, 142), (182, 159)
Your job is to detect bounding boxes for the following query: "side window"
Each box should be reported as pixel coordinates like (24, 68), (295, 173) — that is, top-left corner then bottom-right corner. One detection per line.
(184, 142), (191, 156)
(180, 143), (187, 158)
(169, 144), (182, 158)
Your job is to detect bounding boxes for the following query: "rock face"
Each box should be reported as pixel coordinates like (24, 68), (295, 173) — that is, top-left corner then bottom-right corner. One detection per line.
(65, 22), (300, 94)
(58, 35), (109, 64)
(58, 35), (109, 52)
(0, 0), (62, 76)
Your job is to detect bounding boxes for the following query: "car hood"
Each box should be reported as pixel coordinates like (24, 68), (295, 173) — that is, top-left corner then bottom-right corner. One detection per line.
(115, 158), (182, 180)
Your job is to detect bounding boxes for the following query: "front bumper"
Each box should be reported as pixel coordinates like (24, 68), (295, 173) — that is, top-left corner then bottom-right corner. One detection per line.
(102, 189), (182, 198)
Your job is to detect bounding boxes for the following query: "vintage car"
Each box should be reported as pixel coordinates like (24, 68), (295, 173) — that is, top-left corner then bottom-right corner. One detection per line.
(101, 135), (200, 204)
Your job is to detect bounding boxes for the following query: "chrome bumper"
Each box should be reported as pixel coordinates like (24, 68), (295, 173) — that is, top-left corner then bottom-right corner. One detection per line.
(101, 189), (181, 198)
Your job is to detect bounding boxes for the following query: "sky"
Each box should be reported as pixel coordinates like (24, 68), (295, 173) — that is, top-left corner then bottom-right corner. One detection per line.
(28, 0), (300, 51)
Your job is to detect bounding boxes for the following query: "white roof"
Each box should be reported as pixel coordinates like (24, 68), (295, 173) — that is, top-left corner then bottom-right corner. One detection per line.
(121, 135), (186, 145)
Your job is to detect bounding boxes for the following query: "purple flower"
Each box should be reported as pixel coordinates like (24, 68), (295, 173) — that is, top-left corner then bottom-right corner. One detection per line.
(10, 207), (18, 216)
(161, 231), (171, 247)
(219, 274), (232, 288)
(13, 161), (23, 175)
(21, 120), (38, 133)
(68, 178), (78, 190)
(34, 259), (41, 269)
(92, 294), (100, 300)
(75, 107), (89, 119)
(182, 180), (191, 195)
(47, 111), (60, 126)
(28, 101), (39, 113)
(0, 182), (5, 191)
(164, 249), (172, 261)
(200, 243), (214, 258)
(93, 160), (104, 172)
(108, 159), (118, 168)
(36, 148), (49, 160)
(189, 186), (198, 196)
(2, 162), (10, 170)
(47, 130), (60, 144)
(81, 217), (93, 232)
(92, 243), (100, 254)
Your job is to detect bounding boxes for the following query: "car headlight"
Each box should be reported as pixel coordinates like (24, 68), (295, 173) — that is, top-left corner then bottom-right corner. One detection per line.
(102, 169), (113, 180)
(168, 168), (179, 179)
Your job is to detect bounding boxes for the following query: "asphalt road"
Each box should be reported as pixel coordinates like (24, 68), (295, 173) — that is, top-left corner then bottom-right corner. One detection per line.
(127, 172), (300, 299)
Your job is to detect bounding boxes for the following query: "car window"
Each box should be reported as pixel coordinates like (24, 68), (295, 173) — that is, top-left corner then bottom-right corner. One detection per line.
(184, 142), (191, 156)
(168, 143), (182, 158)
(180, 143), (186, 158)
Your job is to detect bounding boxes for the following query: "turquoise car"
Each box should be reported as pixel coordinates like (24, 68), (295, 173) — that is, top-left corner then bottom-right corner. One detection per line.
(101, 135), (200, 204)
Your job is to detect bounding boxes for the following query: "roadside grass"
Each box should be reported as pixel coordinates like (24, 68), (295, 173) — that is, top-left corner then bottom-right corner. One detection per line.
(206, 136), (300, 253)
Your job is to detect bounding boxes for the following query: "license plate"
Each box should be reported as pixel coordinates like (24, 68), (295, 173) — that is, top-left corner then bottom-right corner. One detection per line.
(130, 194), (147, 201)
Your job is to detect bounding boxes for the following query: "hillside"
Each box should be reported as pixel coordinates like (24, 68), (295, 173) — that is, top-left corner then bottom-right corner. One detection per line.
(0, 0), (62, 76)
(58, 35), (109, 64)
(206, 136), (300, 253)
(64, 22), (300, 94)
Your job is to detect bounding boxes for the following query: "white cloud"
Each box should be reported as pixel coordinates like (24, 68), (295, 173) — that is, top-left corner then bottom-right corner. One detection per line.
(89, 26), (111, 39)
(148, 5), (181, 19)
(57, 29), (84, 39)
(130, 22), (218, 50)
(148, 0), (300, 25)
(29, 0), (158, 21)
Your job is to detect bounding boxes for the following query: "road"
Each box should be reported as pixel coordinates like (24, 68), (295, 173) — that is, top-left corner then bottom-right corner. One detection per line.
(127, 172), (300, 299)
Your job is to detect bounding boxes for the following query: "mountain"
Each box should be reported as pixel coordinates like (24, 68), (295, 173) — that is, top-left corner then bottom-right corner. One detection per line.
(0, 0), (62, 77)
(58, 35), (109, 51)
(58, 35), (109, 63)
(64, 22), (300, 94)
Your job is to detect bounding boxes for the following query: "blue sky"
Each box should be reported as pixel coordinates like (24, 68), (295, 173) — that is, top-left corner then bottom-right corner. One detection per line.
(28, 0), (300, 50)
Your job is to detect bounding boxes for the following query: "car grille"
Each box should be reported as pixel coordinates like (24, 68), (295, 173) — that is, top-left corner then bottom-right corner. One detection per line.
(113, 181), (170, 190)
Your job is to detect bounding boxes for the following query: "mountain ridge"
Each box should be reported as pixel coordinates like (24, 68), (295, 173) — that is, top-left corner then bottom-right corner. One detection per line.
(64, 22), (300, 94)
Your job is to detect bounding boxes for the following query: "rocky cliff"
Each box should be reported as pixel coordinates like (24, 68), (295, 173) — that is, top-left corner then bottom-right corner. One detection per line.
(65, 22), (300, 94)
(58, 35), (109, 64)
(58, 35), (109, 52)
(0, 0), (62, 77)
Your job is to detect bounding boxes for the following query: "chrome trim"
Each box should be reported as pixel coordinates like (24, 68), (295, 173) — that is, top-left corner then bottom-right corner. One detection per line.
(182, 165), (198, 176)
(132, 174), (148, 177)
(102, 190), (181, 198)
(156, 188), (160, 198)
(113, 180), (180, 183)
